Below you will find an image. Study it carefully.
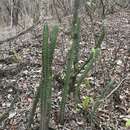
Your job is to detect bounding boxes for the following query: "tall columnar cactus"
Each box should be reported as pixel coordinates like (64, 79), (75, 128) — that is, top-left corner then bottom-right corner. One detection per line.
(49, 25), (59, 64)
(72, 17), (80, 66)
(60, 0), (80, 124)
(60, 0), (106, 123)
(47, 25), (58, 117)
(40, 23), (49, 130)
(70, 17), (80, 92)
(69, 0), (81, 94)
(40, 23), (58, 130)
(60, 47), (74, 124)
(72, 0), (80, 69)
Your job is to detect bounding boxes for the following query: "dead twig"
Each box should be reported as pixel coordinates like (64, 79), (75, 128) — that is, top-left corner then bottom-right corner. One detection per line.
(105, 77), (127, 100)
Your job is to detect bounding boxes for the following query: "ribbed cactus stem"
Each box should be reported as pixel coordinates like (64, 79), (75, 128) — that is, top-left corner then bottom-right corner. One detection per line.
(72, 0), (80, 69)
(60, 48), (74, 124)
(47, 25), (59, 119)
(40, 23), (49, 130)
(70, 17), (80, 92)
(73, 17), (80, 68)
(40, 23), (58, 130)
(49, 25), (59, 64)
(68, 0), (80, 93)
(60, 0), (80, 124)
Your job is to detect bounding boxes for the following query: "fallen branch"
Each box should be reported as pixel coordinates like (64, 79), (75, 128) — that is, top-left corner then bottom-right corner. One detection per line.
(105, 77), (127, 100)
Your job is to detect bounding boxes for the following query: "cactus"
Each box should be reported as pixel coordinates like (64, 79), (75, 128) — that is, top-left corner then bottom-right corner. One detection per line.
(40, 23), (58, 130)
(27, 0), (105, 127)
(72, 17), (80, 66)
(73, 25), (105, 102)
(24, 0), (106, 127)
(40, 23), (49, 130)
(47, 25), (59, 118)
(60, 47), (74, 124)
(70, 17), (80, 92)
(60, 2), (81, 124)
(71, 0), (80, 75)
(60, 0), (81, 124)
(27, 82), (41, 129)
(26, 24), (58, 130)
(49, 25), (59, 64)
(75, 48), (101, 102)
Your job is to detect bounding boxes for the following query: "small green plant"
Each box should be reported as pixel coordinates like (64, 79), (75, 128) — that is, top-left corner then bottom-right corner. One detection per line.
(76, 96), (92, 116)
(126, 119), (130, 128)
(82, 96), (91, 110)
(81, 96), (92, 111)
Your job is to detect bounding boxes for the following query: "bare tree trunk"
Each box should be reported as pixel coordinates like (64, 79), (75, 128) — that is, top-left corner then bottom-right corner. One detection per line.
(12, 0), (20, 26)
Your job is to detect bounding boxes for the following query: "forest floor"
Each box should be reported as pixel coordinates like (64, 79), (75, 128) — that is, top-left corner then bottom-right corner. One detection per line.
(0, 8), (130, 130)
